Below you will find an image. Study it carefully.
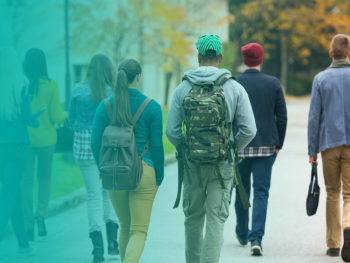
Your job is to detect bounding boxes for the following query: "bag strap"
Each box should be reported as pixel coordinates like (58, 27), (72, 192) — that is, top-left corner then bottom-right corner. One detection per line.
(140, 140), (150, 159)
(134, 98), (152, 159)
(311, 162), (318, 185)
(233, 142), (251, 209)
(214, 73), (235, 86)
(133, 98), (152, 124)
(104, 98), (113, 121)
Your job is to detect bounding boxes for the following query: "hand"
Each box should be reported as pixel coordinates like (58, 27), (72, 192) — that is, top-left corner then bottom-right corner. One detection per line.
(309, 155), (318, 165)
(275, 149), (280, 155)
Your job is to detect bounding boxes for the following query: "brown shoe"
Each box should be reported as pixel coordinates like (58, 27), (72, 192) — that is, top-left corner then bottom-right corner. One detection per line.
(326, 248), (340, 257)
(342, 228), (350, 262)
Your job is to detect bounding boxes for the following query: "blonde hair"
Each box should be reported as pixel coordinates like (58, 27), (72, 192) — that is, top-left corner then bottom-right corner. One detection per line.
(0, 47), (26, 120)
(331, 34), (350, 60)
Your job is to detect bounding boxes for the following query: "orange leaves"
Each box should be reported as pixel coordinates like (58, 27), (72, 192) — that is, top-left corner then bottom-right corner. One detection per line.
(235, 0), (350, 64)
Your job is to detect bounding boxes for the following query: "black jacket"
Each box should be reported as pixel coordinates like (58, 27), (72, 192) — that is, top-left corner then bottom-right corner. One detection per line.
(236, 69), (287, 149)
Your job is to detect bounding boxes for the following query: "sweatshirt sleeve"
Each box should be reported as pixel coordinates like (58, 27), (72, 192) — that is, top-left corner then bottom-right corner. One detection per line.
(233, 87), (257, 151)
(49, 81), (67, 124)
(308, 78), (322, 156)
(149, 102), (164, 185)
(166, 85), (185, 147)
(274, 79), (288, 149)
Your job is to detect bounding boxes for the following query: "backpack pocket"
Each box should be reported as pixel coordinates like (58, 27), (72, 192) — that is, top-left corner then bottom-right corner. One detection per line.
(100, 165), (131, 190)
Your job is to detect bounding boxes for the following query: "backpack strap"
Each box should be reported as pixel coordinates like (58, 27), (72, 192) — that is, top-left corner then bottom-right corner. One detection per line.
(104, 98), (113, 122)
(215, 73), (235, 87)
(133, 98), (153, 159)
(232, 142), (251, 209)
(133, 98), (152, 124)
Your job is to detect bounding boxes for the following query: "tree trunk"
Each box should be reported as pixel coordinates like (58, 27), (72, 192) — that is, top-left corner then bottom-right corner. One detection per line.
(280, 32), (288, 93)
(164, 72), (173, 107)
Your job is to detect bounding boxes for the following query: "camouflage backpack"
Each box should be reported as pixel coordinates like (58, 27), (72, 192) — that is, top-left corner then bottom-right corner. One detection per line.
(183, 73), (233, 164)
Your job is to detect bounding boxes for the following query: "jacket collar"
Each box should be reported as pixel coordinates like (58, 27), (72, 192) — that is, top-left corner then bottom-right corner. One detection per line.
(328, 59), (350, 69)
(243, 69), (261, 74)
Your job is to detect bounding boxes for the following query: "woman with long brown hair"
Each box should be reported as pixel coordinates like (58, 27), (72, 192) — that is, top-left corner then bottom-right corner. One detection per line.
(91, 59), (164, 263)
(69, 54), (119, 263)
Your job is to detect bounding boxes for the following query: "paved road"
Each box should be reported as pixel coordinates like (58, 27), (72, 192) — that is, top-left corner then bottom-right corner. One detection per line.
(0, 98), (344, 263)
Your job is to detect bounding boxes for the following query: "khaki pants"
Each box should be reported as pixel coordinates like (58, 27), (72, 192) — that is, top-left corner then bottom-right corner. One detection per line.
(108, 163), (158, 263)
(321, 146), (350, 248)
(183, 163), (234, 263)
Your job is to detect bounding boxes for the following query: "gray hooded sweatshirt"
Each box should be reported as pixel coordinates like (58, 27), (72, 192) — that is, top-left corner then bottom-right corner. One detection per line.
(166, 66), (257, 151)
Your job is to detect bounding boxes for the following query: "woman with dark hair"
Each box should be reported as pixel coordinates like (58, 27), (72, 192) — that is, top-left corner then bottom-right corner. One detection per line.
(0, 47), (39, 256)
(22, 48), (67, 240)
(68, 54), (119, 263)
(91, 59), (164, 263)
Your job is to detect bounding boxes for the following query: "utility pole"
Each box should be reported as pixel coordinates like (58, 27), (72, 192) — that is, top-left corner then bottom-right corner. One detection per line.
(64, 0), (71, 110)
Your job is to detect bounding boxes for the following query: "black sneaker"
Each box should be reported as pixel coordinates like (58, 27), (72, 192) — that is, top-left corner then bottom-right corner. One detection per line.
(251, 240), (263, 256)
(36, 217), (47, 237)
(342, 228), (350, 262)
(236, 235), (248, 246)
(326, 248), (340, 257)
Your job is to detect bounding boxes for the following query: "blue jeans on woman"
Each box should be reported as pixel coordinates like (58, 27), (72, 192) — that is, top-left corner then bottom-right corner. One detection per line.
(234, 153), (276, 243)
(0, 143), (30, 248)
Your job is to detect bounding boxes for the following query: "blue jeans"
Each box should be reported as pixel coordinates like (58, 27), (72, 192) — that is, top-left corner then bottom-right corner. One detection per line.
(77, 159), (118, 233)
(234, 154), (276, 242)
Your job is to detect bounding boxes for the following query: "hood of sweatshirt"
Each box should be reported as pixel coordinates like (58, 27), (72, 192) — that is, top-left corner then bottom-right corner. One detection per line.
(183, 66), (231, 85)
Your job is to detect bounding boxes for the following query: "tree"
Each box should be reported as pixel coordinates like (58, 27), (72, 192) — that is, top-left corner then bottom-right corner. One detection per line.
(70, 0), (228, 104)
(228, 0), (350, 94)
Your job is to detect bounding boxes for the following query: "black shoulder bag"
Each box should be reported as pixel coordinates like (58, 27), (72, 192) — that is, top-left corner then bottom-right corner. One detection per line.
(306, 163), (320, 216)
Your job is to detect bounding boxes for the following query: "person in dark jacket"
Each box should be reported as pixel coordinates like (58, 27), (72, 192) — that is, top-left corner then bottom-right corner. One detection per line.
(0, 47), (40, 256)
(234, 43), (287, 256)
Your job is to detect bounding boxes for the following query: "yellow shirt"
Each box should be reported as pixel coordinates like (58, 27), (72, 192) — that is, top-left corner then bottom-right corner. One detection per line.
(27, 79), (67, 147)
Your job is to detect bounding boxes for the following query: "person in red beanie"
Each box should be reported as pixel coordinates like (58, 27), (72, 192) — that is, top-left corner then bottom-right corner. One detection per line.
(234, 43), (287, 256)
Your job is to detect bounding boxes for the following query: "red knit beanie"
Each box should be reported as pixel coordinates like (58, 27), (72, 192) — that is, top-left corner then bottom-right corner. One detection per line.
(241, 43), (264, 67)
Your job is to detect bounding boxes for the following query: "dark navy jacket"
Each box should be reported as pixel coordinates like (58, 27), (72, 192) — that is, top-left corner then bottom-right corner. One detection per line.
(236, 69), (287, 149)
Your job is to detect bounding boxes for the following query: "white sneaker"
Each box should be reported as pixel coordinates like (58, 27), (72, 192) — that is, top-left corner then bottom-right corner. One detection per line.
(251, 241), (263, 256)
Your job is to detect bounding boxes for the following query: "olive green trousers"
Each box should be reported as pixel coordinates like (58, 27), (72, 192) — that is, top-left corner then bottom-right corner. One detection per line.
(183, 163), (235, 263)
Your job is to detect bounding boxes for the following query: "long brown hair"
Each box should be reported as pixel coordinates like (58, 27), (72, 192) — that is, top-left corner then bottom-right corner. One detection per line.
(112, 59), (142, 126)
(23, 48), (49, 98)
(86, 54), (117, 102)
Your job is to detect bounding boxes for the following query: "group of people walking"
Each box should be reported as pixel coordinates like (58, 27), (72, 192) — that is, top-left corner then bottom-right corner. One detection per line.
(0, 32), (350, 263)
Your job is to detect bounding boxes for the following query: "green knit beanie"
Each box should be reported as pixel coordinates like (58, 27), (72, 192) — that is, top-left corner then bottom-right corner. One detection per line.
(196, 34), (222, 56)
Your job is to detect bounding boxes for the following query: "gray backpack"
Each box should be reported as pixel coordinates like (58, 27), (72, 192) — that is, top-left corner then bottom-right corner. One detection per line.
(99, 98), (152, 190)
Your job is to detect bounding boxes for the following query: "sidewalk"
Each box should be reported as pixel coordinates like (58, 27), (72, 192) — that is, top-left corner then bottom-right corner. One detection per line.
(0, 98), (342, 263)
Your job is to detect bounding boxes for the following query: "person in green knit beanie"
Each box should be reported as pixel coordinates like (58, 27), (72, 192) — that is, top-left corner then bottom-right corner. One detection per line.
(21, 48), (67, 240)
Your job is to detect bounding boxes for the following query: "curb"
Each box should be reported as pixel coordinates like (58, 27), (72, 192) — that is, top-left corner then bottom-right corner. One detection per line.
(48, 153), (177, 217)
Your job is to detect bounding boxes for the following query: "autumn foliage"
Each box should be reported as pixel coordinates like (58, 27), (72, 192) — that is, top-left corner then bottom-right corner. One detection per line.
(228, 0), (350, 94)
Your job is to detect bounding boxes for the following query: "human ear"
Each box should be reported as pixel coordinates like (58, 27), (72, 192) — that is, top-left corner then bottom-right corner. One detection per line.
(218, 54), (224, 64)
